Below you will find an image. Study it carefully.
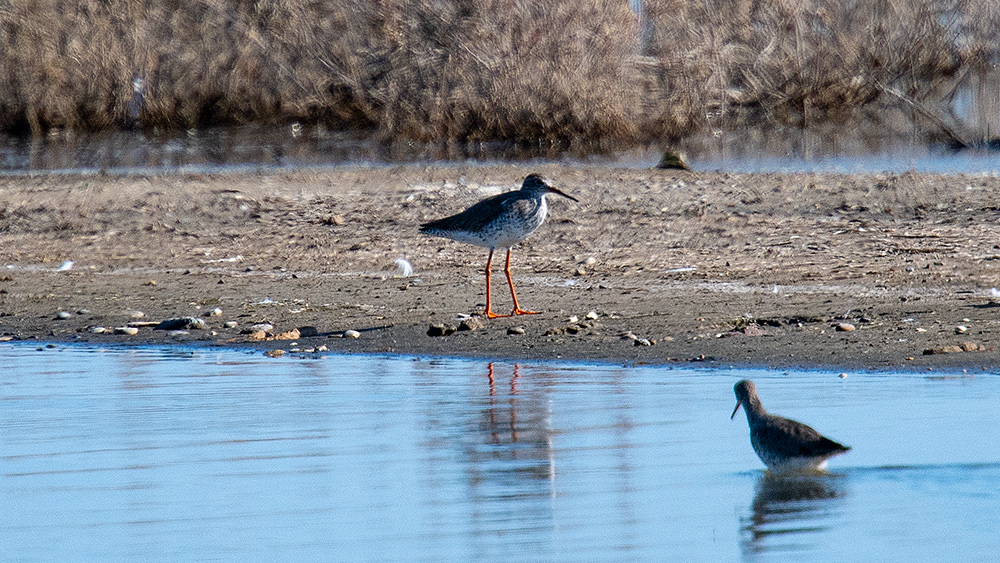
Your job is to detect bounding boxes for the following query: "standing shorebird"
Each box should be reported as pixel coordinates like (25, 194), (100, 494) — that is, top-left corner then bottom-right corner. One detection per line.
(731, 380), (850, 473)
(419, 174), (578, 318)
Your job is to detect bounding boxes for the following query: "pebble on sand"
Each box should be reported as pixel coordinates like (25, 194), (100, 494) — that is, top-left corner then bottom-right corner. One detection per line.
(427, 323), (457, 337)
(923, 342), (984, 354)
(507, 326), (526, 335)
(835, 322), (856, 332)
(271, 329), (301, 340)
(56, 311), (72, 320)
(265, 349), (286, 358)
(458, 317), (484, 331)
(344, 330), (361, 339)
(113, 326), (139, 335)
(154, 317), (208, 330)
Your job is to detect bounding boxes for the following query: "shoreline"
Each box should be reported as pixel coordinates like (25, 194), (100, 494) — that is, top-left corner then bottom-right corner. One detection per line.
(2, 165), (1000, 372)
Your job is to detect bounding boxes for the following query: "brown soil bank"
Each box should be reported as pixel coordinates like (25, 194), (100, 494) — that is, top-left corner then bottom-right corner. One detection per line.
(3, 165), (1000, 371)
(1, 1), (997, 145)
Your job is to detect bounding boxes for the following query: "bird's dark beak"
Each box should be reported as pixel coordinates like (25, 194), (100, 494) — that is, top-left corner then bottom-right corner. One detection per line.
(731, 401), (742, 420)
(547, 186), (579, 202)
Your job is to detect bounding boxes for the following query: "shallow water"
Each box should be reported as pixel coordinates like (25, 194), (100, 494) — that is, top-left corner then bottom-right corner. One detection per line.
(2, 123), (1000, 176)
(3, 344), (999, 561)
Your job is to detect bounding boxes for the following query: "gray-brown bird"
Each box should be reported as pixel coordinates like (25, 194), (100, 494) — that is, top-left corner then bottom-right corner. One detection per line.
(419, 174), (577, 318)
(732, 380), (850, 473)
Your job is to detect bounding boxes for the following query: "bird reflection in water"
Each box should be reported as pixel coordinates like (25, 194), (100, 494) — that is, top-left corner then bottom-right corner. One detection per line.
(471, 363), (555, 484)
(739, 472), (846, 557)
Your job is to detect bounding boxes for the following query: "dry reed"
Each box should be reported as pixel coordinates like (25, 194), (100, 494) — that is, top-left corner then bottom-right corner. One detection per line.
(0, 0), (996, 144)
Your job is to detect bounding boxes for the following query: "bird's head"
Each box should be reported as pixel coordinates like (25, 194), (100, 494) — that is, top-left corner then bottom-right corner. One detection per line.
(521, 173), (578, 202)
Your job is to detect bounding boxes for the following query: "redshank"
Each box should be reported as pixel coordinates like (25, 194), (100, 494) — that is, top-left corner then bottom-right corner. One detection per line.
(731, 380), (850, 473)
(419, 174), (577, 318)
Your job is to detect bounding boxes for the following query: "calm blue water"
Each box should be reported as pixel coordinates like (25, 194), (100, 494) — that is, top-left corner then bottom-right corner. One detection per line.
(3, 344), (999, 562)
(3, 125), (1000, 176)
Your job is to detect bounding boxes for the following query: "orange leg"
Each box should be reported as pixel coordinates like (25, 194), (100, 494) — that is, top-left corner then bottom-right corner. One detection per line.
(484, 249), (508, 318)
(505, 249), (540, 316)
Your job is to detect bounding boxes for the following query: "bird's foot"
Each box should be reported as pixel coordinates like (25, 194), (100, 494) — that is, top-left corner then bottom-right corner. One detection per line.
(485, 310), (510, 319)
(512, 308), (541, 316)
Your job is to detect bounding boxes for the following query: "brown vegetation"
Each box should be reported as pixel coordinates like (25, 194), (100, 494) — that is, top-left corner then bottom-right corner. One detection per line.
(0, 1), (997, 144)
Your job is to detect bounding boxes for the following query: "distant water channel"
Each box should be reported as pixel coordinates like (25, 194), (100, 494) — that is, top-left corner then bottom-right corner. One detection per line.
(2, 122), (1000, 176)
(4, 344), (999, 561)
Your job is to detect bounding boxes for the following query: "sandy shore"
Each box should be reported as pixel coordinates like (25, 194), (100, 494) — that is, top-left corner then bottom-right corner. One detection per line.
(2, 164), (1000, 370)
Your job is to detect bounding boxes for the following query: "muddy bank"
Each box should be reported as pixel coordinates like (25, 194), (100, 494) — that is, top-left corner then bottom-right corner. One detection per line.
(2, 165), (1000, 371)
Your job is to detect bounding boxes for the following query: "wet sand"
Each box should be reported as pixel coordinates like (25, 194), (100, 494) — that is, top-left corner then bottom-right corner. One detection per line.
(2, 165), (1000, 370)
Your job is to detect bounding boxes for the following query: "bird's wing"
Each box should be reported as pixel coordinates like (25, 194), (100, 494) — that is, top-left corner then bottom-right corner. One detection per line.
(420, 191), (515, 233)
(755, 416), (848, 457)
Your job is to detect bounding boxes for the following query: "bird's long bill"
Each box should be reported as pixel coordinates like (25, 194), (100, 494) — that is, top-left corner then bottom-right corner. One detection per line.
(547, 186), (579, 202)
(730, 401), (742, 419)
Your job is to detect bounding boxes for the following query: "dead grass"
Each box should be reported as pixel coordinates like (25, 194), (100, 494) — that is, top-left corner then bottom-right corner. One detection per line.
(0, 0), (996, 144)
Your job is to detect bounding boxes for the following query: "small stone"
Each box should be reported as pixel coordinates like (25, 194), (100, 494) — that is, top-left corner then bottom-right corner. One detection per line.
(839, 373), (848, 379)
(247, 330), (267, 341)
(297, 326), (320, 337)
(155, 317), (207, 330)
(427, 323), (456, 337)
(584, 257), (597, 266)
(458, 317), (484, 331)
(961, 341), (982, 352)
(633, 338), (652, 346)
(210, 307), (223, 316)
(568, 315), (579, 324)
(113, 326), (139, 335)
(955, 325), (968, 334)
(129, 310), (145, 319)
(272, 329), (301, 340)
(507, 326), (526, 335)
(923, 345), (963, 355)
(575, 267), (586, 276)
(316, 345), (328, 352)
(265, 349), (286, 358)
(586, 311), (599, 320)
(915, 327), (928, 333)
(56, 311), (72, 320)
(89, 326), (108, 334)
(250, 323), (274, 333)
(835, 323), (856, 332)
(545, 327), (565, 336)
(224, 321), (238, 328)
(344, 330), (361, 339)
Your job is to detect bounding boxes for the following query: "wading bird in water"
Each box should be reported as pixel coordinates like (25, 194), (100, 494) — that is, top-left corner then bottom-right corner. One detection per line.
(731, 379), (851, 473)
(420, 174), (578, 318)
